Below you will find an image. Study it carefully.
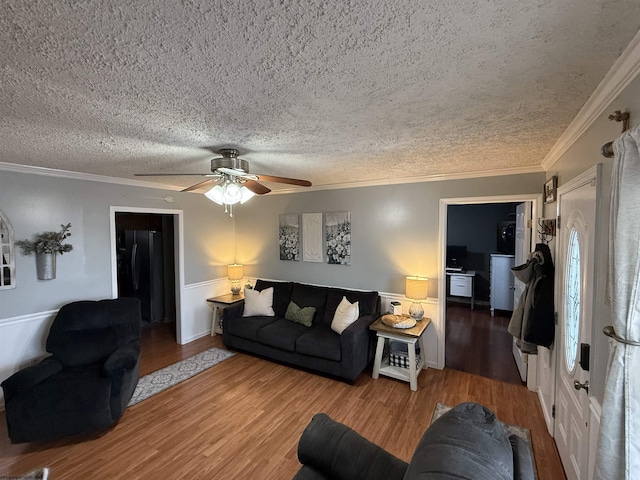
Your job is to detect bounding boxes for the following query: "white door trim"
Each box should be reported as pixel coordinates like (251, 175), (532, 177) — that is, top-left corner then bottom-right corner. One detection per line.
(438, 193), (543, 369)
(109, 206), (186, 344)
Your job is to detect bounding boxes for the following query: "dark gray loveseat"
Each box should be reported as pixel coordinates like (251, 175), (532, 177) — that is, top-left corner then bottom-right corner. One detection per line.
(294, 402), (536, 480)
(222, 279), (381, 382)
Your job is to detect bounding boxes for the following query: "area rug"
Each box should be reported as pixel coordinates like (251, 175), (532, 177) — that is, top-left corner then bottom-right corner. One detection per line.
(128, 347), (235, 406)
(431, 403), (537, 479)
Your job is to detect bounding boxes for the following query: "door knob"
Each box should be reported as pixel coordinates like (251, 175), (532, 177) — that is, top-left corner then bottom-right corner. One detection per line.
(574, 380), (589, 393)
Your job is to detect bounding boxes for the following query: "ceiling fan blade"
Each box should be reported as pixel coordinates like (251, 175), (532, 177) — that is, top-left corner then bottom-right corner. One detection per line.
(243, 180), (271, 195)
(135, 173), (221, 177)
(181, 178), (218, 192)
(254, 174), (312, 187)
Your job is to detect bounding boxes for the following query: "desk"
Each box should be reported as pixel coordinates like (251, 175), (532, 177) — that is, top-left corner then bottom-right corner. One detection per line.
(446, 270), (476, 309)
(370, 316), (431, 391)
(206, 293), (244, 336)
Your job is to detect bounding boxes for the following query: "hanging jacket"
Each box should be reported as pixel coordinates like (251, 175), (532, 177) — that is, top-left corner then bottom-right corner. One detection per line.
(508, 243), (555, 351)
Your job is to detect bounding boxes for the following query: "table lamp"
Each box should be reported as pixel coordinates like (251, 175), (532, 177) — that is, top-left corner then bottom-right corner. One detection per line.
(228, 264), (243, 295)
(406, 276), (429, 320)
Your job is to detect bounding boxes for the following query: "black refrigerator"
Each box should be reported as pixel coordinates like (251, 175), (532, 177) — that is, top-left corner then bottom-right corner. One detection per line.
(117, 230), (165, 324)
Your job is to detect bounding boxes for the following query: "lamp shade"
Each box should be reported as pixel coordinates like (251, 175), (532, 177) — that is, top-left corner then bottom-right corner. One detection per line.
(405, 276), (429, 300)
(227, 264), (244, 280)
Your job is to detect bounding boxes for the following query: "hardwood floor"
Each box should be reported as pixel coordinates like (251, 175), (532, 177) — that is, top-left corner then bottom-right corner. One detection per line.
(0, 323), (565, 479)
(445, 304), (523, 384)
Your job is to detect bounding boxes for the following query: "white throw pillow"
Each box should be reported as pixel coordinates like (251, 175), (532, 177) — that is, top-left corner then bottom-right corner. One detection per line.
(331, 296), (360, 334)
(242, 287), (275, 317)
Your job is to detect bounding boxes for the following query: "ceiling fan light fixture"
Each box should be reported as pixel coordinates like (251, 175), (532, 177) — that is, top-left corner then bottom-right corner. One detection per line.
(205, 185), (224, 205)
(222, 180), (242, 205)
(240, 186), (255, 204)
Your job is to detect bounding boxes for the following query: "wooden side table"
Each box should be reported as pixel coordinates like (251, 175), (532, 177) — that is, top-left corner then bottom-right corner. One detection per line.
(206, 293), (244, 336)
(370, 316), (431, 391)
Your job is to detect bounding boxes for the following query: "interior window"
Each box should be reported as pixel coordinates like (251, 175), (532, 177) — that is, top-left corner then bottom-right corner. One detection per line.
(564, 227), (581, 372)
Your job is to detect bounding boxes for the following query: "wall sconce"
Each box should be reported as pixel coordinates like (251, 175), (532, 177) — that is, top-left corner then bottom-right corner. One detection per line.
(227, 264), (244, 295)
(406, 276), (428, 320)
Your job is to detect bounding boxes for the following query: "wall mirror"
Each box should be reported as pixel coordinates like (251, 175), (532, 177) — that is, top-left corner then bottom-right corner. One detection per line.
(0, 210), (16, 289)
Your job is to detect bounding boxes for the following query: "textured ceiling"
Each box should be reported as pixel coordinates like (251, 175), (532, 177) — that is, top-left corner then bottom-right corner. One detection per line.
(1, 1), (639, 192)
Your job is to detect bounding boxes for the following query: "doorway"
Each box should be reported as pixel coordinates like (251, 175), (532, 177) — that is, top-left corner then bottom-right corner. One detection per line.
(438, 194), (542, 377)
(444, 201), (521, 383)
(109, 206), (185, 344)
(115, 212), (176, 328)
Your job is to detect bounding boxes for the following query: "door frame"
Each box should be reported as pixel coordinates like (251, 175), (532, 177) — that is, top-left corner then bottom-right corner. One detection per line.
(109, 206), (185, 344)
(438, 194), (543, 370)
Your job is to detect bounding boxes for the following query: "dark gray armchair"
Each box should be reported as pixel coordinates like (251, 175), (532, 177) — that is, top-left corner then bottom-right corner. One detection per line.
(1, 298), (141, 443)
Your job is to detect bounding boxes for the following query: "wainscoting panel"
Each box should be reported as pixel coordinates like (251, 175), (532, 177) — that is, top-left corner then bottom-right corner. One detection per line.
(180, 278), (231, 344)
(0, 310), (58, 409)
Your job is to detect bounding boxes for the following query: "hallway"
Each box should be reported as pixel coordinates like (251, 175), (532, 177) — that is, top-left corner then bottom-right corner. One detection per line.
(445, 304), (523, 385)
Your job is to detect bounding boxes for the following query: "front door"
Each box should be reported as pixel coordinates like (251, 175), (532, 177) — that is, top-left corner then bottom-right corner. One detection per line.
(554, 167), (599, 480)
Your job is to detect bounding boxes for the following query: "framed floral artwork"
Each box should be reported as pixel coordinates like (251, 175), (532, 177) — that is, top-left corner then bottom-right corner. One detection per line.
(325, 212), (351, 265)
(279, 214), (300, 261)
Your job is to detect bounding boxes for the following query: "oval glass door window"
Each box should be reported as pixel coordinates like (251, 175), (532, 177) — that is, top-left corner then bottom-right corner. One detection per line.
(564, 227), (581, 372)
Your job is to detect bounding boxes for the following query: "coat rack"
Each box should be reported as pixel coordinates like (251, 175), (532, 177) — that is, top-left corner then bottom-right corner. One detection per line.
(601, 110), (630, 158)
(538, 218), (556, 244)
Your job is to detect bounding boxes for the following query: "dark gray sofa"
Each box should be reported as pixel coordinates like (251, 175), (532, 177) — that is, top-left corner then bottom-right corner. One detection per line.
(222, 279), (381, 382)
(293, 402), (536, 480)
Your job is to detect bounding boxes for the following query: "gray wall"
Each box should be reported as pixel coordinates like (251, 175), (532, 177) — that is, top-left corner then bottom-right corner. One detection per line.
(234, 173), (544, 298)
(0, 170), (236, 319)
(544, 73), (640, 404)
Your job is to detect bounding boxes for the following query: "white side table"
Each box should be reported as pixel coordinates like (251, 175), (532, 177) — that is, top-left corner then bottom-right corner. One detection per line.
(370, 316), (431, 391)
(206, 293), (244, 336)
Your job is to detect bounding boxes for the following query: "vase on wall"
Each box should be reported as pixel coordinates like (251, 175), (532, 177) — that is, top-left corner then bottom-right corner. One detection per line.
(36, 252), (56, 280)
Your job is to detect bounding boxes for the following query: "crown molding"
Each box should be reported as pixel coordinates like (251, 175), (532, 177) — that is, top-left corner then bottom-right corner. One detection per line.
(271, 164), (544, 195)
(0, 161), (183, 191)
(542, 29), (640, 171)
(1, 159), (543, 196)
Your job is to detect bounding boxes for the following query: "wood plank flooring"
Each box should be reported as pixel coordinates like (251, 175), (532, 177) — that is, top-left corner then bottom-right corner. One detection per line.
(0, 323), (565, 479)
(445, 304), (523, 384)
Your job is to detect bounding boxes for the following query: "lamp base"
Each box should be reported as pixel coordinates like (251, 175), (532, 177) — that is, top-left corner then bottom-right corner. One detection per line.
(230, 281), (241, 295)
(409, 302), (424, 321)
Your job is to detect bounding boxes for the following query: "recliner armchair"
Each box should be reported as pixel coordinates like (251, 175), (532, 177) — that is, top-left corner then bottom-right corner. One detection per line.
(1, 298), (142, 443)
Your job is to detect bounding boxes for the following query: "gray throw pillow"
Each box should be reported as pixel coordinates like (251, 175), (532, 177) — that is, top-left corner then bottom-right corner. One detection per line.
(285, 301), (316, 327)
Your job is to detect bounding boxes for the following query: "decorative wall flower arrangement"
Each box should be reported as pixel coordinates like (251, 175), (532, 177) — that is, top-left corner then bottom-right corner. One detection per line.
(15, 223), (73, 255)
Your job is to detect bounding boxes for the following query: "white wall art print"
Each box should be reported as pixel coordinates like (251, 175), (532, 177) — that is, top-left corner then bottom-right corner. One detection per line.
(302, 213), (323, 262)
(325, 212), (351, 266)
(279, 213), (300, 261)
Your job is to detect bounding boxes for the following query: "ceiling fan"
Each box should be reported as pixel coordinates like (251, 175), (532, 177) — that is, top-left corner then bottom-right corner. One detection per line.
(135, 148), (312, 216)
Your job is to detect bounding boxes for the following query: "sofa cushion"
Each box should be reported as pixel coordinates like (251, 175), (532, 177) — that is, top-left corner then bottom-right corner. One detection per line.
(323, 288), (379, 325)
(255, 280), (293, 317)
(296, 324), (342, 362)
(258, 319), (309, 352)
(285, 301), (316, 327)
(330, 296), (359, 334)
(243, 287), (275, 317)
(404, 402), (514, 480)
(291, 283), (327, 323)
(226, 315), (279, 342)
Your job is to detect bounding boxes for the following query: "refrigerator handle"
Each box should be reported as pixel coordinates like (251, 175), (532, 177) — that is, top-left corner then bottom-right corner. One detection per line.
(132, 243), (139, 291)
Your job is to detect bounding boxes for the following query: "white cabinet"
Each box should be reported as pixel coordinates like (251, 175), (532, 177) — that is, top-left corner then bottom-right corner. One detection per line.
(450, 275), (472, 297)
(446, 271), (476, 309)
(490, 254), (515, 316)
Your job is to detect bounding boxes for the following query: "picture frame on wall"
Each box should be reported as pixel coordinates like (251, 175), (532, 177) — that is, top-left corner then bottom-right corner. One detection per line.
(544, 176), (557, 204)
(279, 213), (300, 261)
(325, 211), (351, 265)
